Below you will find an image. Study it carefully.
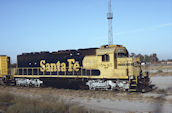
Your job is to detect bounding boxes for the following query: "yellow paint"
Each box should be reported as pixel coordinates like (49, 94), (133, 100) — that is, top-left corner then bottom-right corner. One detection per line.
(0, 56), (10, 77)
(7, 45), (142, 81)
(83, 56), (98, 69)
(73, 61), (80, 71)
(67, 59), (80, 71)
(50, 63), (57, 72)
(68, 59), (75, 71)
(61, 63), (66, 72)
(40, 60), (45, 71)
(40, 59), (80, 72)
(57, 61), (61, 71)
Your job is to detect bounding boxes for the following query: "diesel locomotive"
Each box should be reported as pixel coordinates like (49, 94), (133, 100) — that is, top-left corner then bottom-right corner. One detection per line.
(0, 45), (152, 92)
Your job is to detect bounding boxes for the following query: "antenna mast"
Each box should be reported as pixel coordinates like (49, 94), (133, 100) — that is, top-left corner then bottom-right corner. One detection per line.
(107, 0), (113, 45)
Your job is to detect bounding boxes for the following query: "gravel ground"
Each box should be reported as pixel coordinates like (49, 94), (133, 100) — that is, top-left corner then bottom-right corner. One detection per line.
(151, 76), (172, 90)
(67, 97), (172, 113)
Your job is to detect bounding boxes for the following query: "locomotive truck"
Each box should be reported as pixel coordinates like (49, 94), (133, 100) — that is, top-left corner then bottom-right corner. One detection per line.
(0, 45), (152, 92)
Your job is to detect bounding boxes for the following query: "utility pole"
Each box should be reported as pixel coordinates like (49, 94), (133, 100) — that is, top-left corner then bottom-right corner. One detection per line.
(107, 0), (113, 45)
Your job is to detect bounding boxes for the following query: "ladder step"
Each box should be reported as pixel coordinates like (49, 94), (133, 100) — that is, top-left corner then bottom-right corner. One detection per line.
(132, 80), (137, 81)
(129, 89), (137, 92)
(131, 84), (137, 86)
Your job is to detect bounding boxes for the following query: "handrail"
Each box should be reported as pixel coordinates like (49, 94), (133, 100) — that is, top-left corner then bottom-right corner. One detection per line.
(15, 67), (97, 76)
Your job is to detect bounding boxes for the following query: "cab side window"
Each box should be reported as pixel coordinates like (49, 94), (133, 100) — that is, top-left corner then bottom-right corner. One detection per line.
(102, 54), (109, 62)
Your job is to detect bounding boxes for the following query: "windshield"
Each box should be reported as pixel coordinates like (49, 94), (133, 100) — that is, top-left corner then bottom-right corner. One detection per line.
(117, 48), (129, 58)
(118, 52), (128, 58)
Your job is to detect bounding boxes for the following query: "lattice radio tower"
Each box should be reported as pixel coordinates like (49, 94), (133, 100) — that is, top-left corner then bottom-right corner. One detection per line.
(107, 0), (113, 45)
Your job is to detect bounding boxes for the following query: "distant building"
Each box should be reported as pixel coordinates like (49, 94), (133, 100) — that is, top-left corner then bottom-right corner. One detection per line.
(161, 61), (167, 64)
(167, 61), (172, 65)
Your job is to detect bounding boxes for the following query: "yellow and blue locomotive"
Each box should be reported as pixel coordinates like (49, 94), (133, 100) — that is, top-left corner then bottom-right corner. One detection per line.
(0, 45), (151, 92)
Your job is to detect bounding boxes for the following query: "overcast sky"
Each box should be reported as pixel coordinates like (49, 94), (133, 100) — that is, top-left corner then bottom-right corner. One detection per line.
(0, 0), (172, 63)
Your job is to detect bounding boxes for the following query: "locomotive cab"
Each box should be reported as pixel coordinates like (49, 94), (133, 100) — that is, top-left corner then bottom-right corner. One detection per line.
(98, 45), (143, 79)
(92, 45), (151, 92)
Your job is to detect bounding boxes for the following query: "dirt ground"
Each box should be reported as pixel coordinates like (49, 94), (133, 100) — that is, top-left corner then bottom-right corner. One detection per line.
(0, 75), (172, 113)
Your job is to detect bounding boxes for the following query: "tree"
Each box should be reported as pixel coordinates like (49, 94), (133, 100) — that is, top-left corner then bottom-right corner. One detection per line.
(130, 53), (136, 57)
(152, 53), (159, 62)
(136, 54), (144, 62)
(129, 53), (159, 63)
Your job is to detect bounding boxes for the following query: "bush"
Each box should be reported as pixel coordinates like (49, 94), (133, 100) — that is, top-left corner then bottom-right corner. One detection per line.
(157, 70), (163, 73)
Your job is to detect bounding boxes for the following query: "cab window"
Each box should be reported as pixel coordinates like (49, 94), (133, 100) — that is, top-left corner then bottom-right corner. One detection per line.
(102, 54), (109, 62)
(118, 52), (128, 58)
(117, 49), (129, 58)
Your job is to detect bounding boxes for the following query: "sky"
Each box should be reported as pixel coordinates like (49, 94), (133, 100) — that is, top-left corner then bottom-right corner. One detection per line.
(0, 0), (172, 63)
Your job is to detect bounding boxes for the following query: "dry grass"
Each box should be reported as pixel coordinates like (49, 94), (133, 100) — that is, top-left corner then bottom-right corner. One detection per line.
(0, 91), (14, 112)
(0, 89), (105, 113)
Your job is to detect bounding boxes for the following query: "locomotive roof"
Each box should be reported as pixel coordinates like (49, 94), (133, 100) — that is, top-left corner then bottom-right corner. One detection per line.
(19, 47), (98, 56)
(18, 45), (126, 56)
